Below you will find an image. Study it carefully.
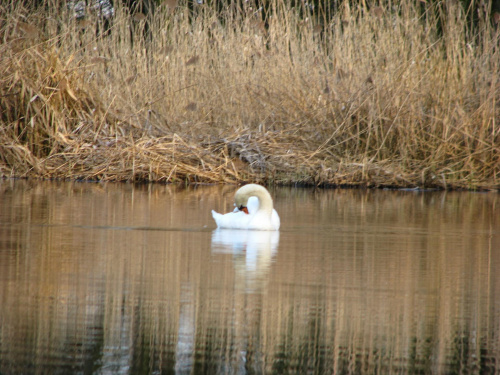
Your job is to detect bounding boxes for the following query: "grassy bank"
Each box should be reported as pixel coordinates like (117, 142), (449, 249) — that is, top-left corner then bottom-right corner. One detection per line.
(1, 1), (499, 189)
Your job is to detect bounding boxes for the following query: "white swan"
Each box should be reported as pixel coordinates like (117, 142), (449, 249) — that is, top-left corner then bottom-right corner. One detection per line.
(211, 184), (280, 230)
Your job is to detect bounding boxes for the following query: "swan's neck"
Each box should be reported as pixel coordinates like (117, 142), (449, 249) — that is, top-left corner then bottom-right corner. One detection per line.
(254, 190), (274, 214)
(236, 184), (274, 215)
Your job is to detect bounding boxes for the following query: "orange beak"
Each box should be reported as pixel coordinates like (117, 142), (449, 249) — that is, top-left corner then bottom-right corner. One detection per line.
(241, 207), (249, 214)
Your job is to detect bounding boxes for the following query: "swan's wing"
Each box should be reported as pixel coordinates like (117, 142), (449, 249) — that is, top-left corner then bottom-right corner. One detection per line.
(271, 209), (280, 230)
(247, 196), (260, 214)
(212, 209), (252, 229)
(212, 210), (223, 222)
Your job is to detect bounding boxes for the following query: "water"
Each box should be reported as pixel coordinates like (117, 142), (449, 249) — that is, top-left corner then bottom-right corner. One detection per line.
(0, 180), (499, 374)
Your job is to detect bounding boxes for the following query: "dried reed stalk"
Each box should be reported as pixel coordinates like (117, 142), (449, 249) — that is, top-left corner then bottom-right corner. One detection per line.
(0, 1), (498, 189)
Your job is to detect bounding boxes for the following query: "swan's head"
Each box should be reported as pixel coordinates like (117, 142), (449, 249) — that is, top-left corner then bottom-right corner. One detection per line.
(234, 193), (250, 214)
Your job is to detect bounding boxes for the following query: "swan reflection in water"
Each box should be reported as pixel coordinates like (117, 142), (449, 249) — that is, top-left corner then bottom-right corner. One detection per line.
(175, 197), (280, 373)
(211, 228), (280, 286)
(208, 225), (280, 371)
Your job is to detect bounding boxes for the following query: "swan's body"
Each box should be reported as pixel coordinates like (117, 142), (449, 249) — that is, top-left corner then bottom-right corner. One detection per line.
(212, 184), (280, 231)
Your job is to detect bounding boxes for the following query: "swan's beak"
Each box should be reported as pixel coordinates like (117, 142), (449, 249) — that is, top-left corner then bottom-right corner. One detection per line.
(239, 206), (249, 214)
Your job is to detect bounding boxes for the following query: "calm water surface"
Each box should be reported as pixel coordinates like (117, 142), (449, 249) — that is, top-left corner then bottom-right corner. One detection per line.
(0, 180), (499, 374)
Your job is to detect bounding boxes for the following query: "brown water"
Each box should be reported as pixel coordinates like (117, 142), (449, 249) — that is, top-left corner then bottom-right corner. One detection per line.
(0, 180), (499, 375)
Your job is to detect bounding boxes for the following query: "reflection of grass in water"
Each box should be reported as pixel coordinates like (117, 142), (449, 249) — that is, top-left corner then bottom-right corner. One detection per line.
(450, 333), (472, 374)
(408, 336), (434, 375)
(448, 331), (493, 374)
(1, 1), (498, 189)
(0, 182), (498, 374)
(121, 313), (495, 374)
(479, 338), (497, 374)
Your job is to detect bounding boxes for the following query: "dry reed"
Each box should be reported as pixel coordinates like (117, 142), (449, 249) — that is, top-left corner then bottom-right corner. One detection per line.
(0, 1), (499, 189)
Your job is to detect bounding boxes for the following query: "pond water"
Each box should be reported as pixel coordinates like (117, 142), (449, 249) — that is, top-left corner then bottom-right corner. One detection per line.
(0, 180), (499, 374)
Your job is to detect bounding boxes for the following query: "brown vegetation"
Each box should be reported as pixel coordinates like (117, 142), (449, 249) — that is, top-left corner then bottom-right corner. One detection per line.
(0, 1), (499, 189)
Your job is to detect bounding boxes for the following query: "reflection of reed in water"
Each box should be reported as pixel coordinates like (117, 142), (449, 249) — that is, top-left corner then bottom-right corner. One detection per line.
(172, 228), (280, 373)
(0, 181), (499, 374)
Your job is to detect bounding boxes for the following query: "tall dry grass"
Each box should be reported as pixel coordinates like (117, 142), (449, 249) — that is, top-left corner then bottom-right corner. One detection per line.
(0, 1), (498, 188)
